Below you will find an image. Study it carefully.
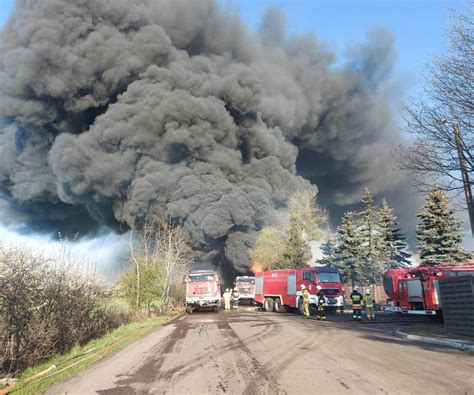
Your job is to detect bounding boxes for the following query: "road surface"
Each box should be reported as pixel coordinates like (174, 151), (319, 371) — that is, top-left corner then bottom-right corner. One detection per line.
(48, 308), (474, 394)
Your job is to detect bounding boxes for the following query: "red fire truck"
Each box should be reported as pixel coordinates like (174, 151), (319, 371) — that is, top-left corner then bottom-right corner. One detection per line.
(254, 266), (344, 314)
(383, 264), (474, 316)
(234, 276), (255, 304)
(185, 269), (221, 313)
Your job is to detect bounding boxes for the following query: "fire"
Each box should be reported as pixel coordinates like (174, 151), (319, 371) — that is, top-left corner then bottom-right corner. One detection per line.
(250, 261), (264, 274)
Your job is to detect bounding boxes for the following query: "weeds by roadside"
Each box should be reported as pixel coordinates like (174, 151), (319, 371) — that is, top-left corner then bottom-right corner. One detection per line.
(8, 313), (180, 395)
(0, 244), (129, 375)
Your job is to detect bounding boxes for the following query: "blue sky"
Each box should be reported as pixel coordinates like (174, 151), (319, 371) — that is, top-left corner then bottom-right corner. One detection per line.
(0, 0), (469, 94)
(229, 0), (470, 94)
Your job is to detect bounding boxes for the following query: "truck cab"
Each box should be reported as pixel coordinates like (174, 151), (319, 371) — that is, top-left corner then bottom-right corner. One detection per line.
(297, 267), (344, 311)
(185, 270), (221, 313)
(314, 266), (344, 310)
(234, 276), (255, 304)
(383, 268), (409, 313)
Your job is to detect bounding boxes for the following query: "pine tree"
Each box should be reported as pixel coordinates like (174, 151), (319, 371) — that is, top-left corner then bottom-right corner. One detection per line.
(377, 199), (411, 268)
(416, 186), (471, 264)
(282, 217), (311, 268)
(358, 188), (384, 283)
(333, 212), (363, 286)
(318, 236), (336, 267)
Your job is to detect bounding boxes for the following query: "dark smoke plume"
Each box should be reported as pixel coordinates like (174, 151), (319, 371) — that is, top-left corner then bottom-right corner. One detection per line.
(0, 0), (415, 276)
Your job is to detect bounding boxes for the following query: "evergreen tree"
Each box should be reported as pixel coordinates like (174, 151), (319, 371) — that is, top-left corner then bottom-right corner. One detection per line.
(282, 217), (311, 268)
(333, 212), (363, 286)
(416, 186), (471, 264)
(318, 236), (336, 267)
(358, 188), (384, 283)
(377, 199), (411, 268)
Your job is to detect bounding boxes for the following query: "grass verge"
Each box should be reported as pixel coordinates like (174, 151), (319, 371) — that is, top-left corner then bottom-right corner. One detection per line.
(403, 323), (474, 343)
(6, 313), (181, 395)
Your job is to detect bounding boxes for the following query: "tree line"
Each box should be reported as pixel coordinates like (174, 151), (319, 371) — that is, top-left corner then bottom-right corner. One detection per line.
(249, 185), (471, 287)
(324, 186), (470, 286)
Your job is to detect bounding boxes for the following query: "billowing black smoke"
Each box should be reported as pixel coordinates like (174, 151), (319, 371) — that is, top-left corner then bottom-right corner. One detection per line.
(0, 0), (416, 276)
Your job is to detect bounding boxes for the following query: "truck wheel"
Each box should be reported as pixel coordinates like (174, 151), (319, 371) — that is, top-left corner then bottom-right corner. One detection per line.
(264, 297), (274, 312)
(214, 306), (219, 313)
(274, 298), (287, 313)
(186, 306), (193, 314)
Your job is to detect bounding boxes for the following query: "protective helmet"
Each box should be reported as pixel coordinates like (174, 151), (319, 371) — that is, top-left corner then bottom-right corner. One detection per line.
(316, 285), (322, 290)
(226, 288), (229, 292)
(365, 289), (371, 295)
(300, 284), (306, 290)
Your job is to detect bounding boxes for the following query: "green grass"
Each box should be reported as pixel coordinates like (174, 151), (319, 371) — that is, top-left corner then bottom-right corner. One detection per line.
(8, 313), (181, 395)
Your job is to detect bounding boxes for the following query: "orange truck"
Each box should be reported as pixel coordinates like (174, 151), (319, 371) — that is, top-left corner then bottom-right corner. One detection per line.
(185, 269), (221, 313)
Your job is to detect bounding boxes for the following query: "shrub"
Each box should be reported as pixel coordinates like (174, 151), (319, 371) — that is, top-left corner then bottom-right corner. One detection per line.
(0, 244), (127, 374)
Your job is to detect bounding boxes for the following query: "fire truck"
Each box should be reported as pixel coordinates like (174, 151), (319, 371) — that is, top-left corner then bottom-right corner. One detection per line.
(383, 264), (474, 316)
(185, 269), (221, 313)
(254, 266), (344, 314)
(234, 276), (255, 304)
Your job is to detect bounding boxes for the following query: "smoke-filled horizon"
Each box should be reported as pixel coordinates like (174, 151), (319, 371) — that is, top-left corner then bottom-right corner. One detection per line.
(0, 0), (419, 278)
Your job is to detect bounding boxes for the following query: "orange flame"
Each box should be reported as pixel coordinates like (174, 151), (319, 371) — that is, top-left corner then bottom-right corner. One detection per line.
(250, 261), (264, 274)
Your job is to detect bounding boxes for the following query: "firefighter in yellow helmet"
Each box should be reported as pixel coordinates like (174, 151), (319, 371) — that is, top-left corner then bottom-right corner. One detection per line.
(363, 288), (376, 320)
(300, 284), (310, 318)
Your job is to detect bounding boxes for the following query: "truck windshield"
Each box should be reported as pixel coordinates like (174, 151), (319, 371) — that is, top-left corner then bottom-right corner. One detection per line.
(317, 272), (340, 283)
(383, 276), (394, 295)
(236, 278), (255, 285)
(189, 274), (215, 282)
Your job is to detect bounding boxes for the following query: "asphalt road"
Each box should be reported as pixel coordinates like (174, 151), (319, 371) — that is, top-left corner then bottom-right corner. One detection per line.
(48, 308), (474, 394)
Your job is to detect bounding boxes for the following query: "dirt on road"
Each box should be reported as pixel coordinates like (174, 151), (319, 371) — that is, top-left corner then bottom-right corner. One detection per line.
(47, 309), (474, 394)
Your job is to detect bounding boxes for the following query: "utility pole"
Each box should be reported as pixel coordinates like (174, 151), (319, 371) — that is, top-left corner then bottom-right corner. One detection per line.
(453, 123), (474, 237)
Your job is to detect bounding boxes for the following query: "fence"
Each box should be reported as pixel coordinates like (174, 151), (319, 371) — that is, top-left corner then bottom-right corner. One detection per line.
(439, 276), (474, 336)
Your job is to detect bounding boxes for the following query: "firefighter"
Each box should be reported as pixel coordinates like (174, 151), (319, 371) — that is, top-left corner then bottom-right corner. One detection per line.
(316, 285), (326, 321)
(363, 289), (376, 320)
(232, 287), (239, 309)
(223, 288), (232, 310)
(350, 286), (363, 321)
(300, 284), (310, 318)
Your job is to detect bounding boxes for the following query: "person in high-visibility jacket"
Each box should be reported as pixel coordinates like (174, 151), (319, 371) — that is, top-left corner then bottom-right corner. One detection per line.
(223, 288), (232, 310)
(300, 284), (310, 318)
(363, 289), (376, 320)
(316, 285), (326, 321)
(350, 286), (363, 321)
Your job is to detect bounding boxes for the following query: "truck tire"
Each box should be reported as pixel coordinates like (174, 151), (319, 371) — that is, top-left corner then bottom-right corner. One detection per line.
(214, 306), (219, 313)
(274, 298), (287, 313)
(264, 297), (274, 312)
(186, 306), (193, 314)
